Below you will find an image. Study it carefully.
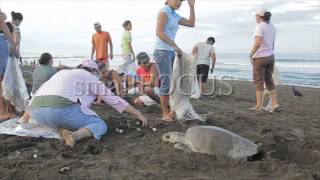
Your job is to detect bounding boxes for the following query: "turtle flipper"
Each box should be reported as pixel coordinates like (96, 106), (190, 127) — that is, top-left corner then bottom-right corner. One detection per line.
(174, 143), (192, 153)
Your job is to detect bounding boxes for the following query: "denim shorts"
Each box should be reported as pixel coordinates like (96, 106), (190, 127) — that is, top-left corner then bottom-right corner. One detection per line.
(31, 104), (107, 140)
(153, 50), (175, 95)
(0, 35), (9, 76)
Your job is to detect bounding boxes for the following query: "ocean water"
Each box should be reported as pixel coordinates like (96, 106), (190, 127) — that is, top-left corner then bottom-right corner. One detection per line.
(21, 53), (320, 88)
(211, 53), (320, 88)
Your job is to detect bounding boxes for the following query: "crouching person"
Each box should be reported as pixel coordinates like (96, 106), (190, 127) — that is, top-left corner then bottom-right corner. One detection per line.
(28, 59), (147, 147)
(132, 52), (160, 106)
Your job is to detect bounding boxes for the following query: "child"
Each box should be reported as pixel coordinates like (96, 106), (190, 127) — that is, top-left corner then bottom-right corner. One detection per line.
(94, 62), (125, 105)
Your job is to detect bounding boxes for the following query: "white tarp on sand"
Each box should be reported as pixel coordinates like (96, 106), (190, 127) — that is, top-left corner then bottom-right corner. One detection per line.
(0, 119), (60, 139)
(169, 52), (204, 122)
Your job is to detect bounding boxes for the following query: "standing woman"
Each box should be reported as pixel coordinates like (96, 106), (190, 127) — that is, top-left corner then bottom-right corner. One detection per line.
(0, 10), (17, 54)
(11, 11), (23, 60)
(0, 10), (19, 121)
(154, 0), (195, 121)
(118, 20), (135, 75)
(249, 8), (280, 112)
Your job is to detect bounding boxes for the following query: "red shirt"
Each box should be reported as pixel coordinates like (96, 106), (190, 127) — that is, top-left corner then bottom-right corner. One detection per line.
(136, 67), (151, 84)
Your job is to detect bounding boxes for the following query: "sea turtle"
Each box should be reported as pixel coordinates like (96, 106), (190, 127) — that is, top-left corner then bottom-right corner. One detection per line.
(162, 126), (261, 159)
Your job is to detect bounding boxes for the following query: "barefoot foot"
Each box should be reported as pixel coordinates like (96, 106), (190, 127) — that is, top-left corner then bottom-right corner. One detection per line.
(60, 129), (75, 147)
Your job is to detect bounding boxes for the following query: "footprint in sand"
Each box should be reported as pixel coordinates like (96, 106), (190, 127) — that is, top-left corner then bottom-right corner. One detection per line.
(260, 127), (272, 135)
(272, 135), (290, 143)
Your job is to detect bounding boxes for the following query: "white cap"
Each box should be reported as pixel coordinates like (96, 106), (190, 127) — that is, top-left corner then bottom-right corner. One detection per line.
(94, 22), (101, 26)
(81, 59), (99, 72)
(256, 7), (267, 16)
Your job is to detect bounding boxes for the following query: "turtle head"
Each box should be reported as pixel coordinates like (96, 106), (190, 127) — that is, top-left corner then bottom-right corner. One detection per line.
(162, 132), (186, 144)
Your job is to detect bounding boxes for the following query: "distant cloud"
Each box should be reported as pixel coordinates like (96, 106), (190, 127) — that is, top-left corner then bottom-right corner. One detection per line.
(271, 1), (320, 14)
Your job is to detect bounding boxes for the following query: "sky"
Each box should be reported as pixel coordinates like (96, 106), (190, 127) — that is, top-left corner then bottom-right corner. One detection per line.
(1, 0), (320, 57)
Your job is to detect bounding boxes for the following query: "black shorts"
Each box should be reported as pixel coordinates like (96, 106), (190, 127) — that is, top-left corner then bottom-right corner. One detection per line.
(196, 64), (210, 83)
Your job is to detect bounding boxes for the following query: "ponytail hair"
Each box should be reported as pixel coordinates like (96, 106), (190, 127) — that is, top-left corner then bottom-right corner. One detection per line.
(263, 11), (271, 23)
(6, 22), (14, 33)
(11, 11), (23, 21)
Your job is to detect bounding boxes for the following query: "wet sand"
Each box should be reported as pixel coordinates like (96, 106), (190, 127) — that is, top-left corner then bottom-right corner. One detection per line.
(0, 66), (319, 179)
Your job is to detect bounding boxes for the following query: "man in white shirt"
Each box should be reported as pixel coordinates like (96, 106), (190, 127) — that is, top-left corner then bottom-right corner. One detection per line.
(192, 37), (216, 95)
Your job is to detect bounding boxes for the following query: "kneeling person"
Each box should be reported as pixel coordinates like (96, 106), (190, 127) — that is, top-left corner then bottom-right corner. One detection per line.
(28, 60), (147, 147)
(94, 62), (125, 105)
(133, 52), (160, 106)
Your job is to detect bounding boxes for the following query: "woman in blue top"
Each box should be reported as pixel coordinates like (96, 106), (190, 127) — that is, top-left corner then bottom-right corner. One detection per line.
(154, 0), (195, 122)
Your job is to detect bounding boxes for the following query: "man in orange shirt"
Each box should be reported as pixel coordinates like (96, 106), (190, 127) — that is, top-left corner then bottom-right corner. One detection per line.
(91, 22), (113, 64)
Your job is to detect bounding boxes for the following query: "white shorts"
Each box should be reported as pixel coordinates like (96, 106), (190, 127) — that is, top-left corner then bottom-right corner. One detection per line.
(138, 95), (157, 106)
(116, 55), (137, 75)
(128, 87), (160, 106)
(127, 87), (160, 96)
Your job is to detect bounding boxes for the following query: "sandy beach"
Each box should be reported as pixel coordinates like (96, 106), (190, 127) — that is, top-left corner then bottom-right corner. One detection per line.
(0, 66), (319, 180)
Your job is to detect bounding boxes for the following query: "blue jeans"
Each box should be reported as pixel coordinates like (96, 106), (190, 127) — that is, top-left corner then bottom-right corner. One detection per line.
(154, 50), (175, 96)
(31, 104), (107, 140)
(0, 35), (9, 76)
